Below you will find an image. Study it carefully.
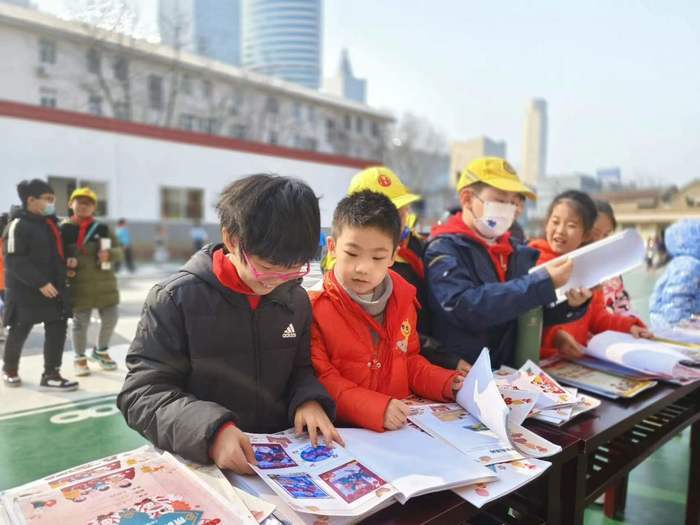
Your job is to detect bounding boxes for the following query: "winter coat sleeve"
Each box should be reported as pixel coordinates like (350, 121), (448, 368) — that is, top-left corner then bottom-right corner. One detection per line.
(4, 219), (50, 289)
(425, 238), (557, 330)
(652, 258), (700, 326)
(419, 334), (461, 370)
(311, 320), (391, 432)
(117, 284), (235, 465)
(405, 309), (457, 402)
(286, 297), (337, 424)
(542, 299), (589, 326)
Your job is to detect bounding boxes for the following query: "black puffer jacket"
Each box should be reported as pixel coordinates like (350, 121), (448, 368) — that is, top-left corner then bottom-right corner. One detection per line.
(117, 244), (336, 464)
(2, 208), (70, 325)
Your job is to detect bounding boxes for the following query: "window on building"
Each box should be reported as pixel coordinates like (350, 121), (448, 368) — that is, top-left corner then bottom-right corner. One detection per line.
(48, 176), (108, 217)
(293, 101), (302, 121)
(325, 118), (335, 141)
(202, 79), (212, 98)
(39, 39), (56, 64)
(371, 121), (380, 138)
(344, 114), (351, 131)
(148, 75), (163, 110)
(179, 114), (195, 131)
(229, 124), (247, 139)
(356, 116), (364, 133)
(113, 56), (129, 81)
(308, 106), (316, 124)
(86, 48), (100, 73)
(39, 88), (57, 108)
(88, 95), (102, 116)
(113, 101), (130, 120)
(160, 186), (203, 220)
(268, 131), (278, 145)
(199, 117), (217, 134)
(181, 74), (193, 95)
(265, 96), (279, 114)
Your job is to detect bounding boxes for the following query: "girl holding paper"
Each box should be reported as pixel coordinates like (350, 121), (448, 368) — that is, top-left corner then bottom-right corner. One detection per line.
(61, 188), (123, 375)
(529, 190), (652, 359)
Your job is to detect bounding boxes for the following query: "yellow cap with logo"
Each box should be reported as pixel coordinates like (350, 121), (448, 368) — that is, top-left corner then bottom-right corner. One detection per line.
(69, 187), (98, 204)
(347, 166), (422, 210)
(457, 157), (536, 200)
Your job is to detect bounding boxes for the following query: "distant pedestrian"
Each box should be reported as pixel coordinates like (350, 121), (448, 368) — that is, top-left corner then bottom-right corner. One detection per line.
(115, 218), (135, 273)
(60, 187), (123, 376)
(2, 179), (77, 390)
(153, 225), (169, 263)
(190, 220), (209, 253)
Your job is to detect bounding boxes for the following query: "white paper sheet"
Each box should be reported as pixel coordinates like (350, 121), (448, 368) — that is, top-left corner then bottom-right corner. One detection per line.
(530, 229), (645, 303)
(340, 426), (496, 503)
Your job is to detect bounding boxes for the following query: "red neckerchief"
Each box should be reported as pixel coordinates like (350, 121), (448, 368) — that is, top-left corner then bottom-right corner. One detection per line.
(72, 216), (95, 254)
(396, 235), (425, 279)
(45, 219), (64, 261)
(528, 238), (559, 265)
(212, 249), (261, 310)
(431, 212), (513, 281)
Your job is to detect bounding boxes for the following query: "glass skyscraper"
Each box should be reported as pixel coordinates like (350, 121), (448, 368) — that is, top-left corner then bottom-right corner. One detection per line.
(242, 0), (322, 89)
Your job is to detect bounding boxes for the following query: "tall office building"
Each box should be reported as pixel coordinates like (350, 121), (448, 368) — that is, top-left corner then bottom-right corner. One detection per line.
(521, 98), (548, 188)
(159, 0), (241, 66)
(450, 136), (507, 187)
(242, 0), (322, 89)
(324, 49), (366, 103)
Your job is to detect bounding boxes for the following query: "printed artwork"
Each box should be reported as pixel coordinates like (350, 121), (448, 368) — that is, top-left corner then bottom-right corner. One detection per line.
(252, 444), (297, 469)
(300, 445), (337, 463)
(524, 366), (567, 396)
(269, 474), (331, 500)
(319, 461), (385, 504)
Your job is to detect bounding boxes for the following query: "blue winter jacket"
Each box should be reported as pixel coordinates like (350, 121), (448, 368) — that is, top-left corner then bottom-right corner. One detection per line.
(425, 214), (585, 368)
(649, 219), (700, 329)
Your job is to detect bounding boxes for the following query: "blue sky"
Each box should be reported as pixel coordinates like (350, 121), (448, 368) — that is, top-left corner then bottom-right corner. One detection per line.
(35, 0), (700, 185)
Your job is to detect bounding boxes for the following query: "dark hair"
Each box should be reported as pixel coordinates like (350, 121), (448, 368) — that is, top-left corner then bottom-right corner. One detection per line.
(332, 190), (401, 247)
(217, 174), (320, 266)
(546, 190), (598, 232)
(117, 218), (127, 226)
(594, 200), (617, 229)
(17, 179), (54, 207)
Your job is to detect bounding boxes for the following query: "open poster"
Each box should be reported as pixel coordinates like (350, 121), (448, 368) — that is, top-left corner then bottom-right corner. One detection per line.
(3, 448), (255, 525)
(529, 229), (645, 303)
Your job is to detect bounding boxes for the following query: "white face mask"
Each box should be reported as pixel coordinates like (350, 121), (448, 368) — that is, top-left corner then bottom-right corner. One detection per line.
(473, 200), (516, 239)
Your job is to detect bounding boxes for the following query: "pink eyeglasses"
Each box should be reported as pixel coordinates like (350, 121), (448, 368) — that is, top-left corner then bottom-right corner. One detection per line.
(241, 248), (311, 281)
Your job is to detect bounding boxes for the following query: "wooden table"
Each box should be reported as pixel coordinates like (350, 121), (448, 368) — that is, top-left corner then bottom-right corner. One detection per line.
(552, 381), (700, 525)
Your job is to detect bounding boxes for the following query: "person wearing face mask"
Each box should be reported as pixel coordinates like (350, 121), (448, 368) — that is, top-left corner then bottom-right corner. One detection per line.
(2, 179), (77, 390)
(424, 158), (591, 368)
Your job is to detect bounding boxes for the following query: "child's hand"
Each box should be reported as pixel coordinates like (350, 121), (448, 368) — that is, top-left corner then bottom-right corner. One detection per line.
(565, 287), (592, 308)
(383, 399), (411, 430)
(545, 258), (574, 289)
(294, 400), (345, 448)
(209, 424), (256, 475)
(553, 330), (585, 359)
(456, 359), (472, 374)
(451, 374), (465, 394)
(630, 325), (654, 339)
(39, 283), (59, 298)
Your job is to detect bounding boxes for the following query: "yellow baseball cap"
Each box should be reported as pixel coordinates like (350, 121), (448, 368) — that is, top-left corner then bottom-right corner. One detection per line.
(347, 166), (422, 210)
(457, 157), (537, 200)
(69, 187), (98, 204)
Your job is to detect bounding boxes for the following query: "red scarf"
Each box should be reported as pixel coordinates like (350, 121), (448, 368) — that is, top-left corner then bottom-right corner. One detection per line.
(212, 249), (261, 310)
(72, 216), (95, 254)
(45, 219), (64, 261)
(431, 212), (513, 282)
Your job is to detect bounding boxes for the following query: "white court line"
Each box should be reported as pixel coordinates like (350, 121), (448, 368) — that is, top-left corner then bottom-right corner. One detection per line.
(0, 394), (118, 421)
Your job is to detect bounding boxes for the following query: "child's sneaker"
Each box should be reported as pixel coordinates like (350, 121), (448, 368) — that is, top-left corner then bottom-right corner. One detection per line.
(74, 357), (91, 377)
(2, 371), (21, 387)
(39, 372), (78, 391)
(90, 348), (117, 371)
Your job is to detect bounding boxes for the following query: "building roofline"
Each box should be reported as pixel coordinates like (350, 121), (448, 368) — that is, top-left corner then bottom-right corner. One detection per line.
(0, 99), (378, 169)
(0, 3), (394, 121)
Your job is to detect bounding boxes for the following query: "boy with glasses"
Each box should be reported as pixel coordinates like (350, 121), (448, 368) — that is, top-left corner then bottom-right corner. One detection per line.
(118, 175), (341, 473)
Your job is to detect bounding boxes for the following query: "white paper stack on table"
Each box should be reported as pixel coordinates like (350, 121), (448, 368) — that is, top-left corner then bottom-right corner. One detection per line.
(493, 360), (600, 426)
(584, 331), (700, 385)
(529, 229), (645, 303)
(0, 446), (259, 525)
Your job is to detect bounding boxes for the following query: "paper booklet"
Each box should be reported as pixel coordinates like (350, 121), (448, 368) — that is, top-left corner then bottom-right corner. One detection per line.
(246, 426), (495, 516)
(542, 358), (658, 399)
(408, 349), (562, 467)
(529, 229), (645, 303)
(586, 331), (700, 384)
(2, 446), (256, 525)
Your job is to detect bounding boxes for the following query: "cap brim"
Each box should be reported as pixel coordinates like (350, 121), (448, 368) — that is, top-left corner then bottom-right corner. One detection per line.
(392, 193), (422, 209)
(485, 179), (537, 201)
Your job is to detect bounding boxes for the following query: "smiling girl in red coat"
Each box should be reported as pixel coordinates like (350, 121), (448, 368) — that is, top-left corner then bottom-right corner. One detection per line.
(529, 190), (652, 359)
(311, 191), (463, 432)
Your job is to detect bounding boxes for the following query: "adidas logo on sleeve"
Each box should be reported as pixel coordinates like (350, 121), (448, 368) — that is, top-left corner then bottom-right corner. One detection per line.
(282, 323), (297, 339)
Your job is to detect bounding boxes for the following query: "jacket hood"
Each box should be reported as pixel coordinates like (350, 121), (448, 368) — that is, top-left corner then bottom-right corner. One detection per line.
(665, 219), (700, 259)
(180, 243), (297, 307)
(431, 212), (473, 239)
